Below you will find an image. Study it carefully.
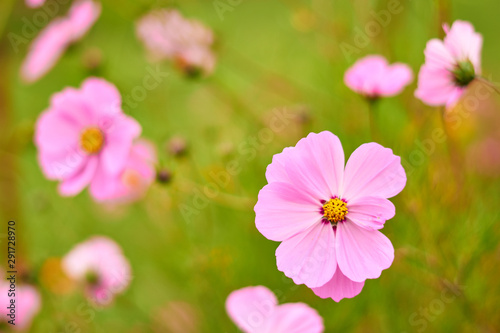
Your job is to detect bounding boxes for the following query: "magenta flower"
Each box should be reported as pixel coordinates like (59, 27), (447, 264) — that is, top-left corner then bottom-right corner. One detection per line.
(26, 0), (45, 8)
(0, 282), (41, 330)
(21, 0), (101, 83)
(136, 9), (216, 76)
(34, 77), (141, 199)
(254, 131), (406, 301)
(415, 20), (483, 109)
(344, 55), (413, 99)
(226, 286), (324, 333)
(62, 236), (132, 305)
(94, 139), (157, 204)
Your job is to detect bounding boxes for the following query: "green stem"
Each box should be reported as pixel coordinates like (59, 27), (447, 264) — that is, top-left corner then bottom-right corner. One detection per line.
(476, 76), (500, 95)
(367, 98), (380, 142)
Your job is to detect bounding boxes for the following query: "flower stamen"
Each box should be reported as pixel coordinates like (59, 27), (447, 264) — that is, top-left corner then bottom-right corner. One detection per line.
(322, 197), (348, 224)
(80, 127), (104, 154)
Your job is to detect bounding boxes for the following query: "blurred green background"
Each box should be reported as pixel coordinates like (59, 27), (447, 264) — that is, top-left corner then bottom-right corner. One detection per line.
(1, 0), (500, 332)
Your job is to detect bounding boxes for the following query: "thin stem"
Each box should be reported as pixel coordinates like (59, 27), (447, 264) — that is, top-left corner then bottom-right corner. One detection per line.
(476, 76), (500, 95)
(367, 98), (380, 142)
(440, 107), (465, 202)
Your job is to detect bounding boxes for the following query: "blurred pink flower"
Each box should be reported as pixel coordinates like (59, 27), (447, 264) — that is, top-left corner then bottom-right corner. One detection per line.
(26, 0), (45, 8)
(34, 77), (141, 199)
(136, 9), (216, 76)
(21, 0), (101, 83)
(95, 139), (157, 204)
(254, 131), (406, 301)
(0, 282), (41, 330)
(344, 55), (413, 98)
(62, 236), (132, 305)
(415, 20), (483, 109)
(226, 286), (324, 333)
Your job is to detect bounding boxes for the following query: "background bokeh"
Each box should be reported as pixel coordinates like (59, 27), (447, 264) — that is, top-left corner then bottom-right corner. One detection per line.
(1, 0), (500, 332)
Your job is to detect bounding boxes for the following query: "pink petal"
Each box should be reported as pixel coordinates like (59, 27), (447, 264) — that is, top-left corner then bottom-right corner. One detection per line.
(100, 116), (142, 175)
(311, 266), (365, 302)
(67, 0), (101, 41)
(265, 303), (324, 333)
(225, 286), (278, 333)
(336, 221), (394, 282)
(343, 143), (406, 200)
(93, 139), (157, 204)
(284, 131), (344, 200)
(11, 285), (41, 330)
(26, 0), (46, 8)
(81, 77), (122, 117)
(89, 161), (119, 201)
(443, 20), (483, 71)
(38, 148), (87, 180)
(423, 39), (455, 70)
(344, 55), (387, 96)
(276, 222), (336, 288)
(255, 182), (322, 242)
(49, 87), (96, 126)
(265, 147), (294, 184)
(58, 155), (98, 196)
(445, 86), (466, 110)
(376, 63), (413, 96)
(415, 65), (457, 106)
(346, 196), (395, 230)
(35, 109), (81, 155)
(20, 19), (72, 83)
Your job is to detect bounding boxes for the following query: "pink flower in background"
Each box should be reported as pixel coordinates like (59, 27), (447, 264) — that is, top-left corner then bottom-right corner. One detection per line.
(415, 20), (483, 109)
(94, 139), (157, 204)
(226, 286), (324, 333)
(34, 77), (141, 199)
(26, 0), (45, 8)
(0, 282), (41, 330)
(344, 55), (413, 98)
(254, 131), (406, 301)
(62, 236), (132, 305)
(136, 9), (216, 76)
(21, 0), (101, 83)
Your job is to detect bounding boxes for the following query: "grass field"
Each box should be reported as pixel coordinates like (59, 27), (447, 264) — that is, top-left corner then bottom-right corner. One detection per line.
(1, 0), (500, 332)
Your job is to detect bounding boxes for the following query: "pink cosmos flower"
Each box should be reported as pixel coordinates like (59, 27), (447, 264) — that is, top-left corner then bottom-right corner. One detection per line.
(254, 131), (406, 302)
(136, 9), (216, 76)
(21, 0), (101, 83)
(62, 236), (132, 305)
(415, 20), (483, 109)
(26, 0), (45, 8)
(34, 77), (141, 199)
(345, 55), (413, 98)
(226, 286), (324, 333)
(95, 139), (157, 204)
(0, 282), (41, 330)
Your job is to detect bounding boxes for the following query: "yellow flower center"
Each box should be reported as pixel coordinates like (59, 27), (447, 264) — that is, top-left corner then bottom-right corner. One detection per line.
(80, 127), (104, 154)
(322, 197), (348, 224)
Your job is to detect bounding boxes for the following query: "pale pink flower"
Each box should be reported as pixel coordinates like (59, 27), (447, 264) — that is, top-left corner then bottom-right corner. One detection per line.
(34, 77), (141, 199)
(136, 9), (216, 75)
(254, 131), (406, 301)
(344, 55), (413, 98)
(0, 282), (41, 330)
(26, 0), (45, 8)
(95, 139), (157, 204)
(62, 236), (132, 305)
(21, 0), (101, 83)
(415, 20), (483, 109)
(226, 286), (324, 333)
